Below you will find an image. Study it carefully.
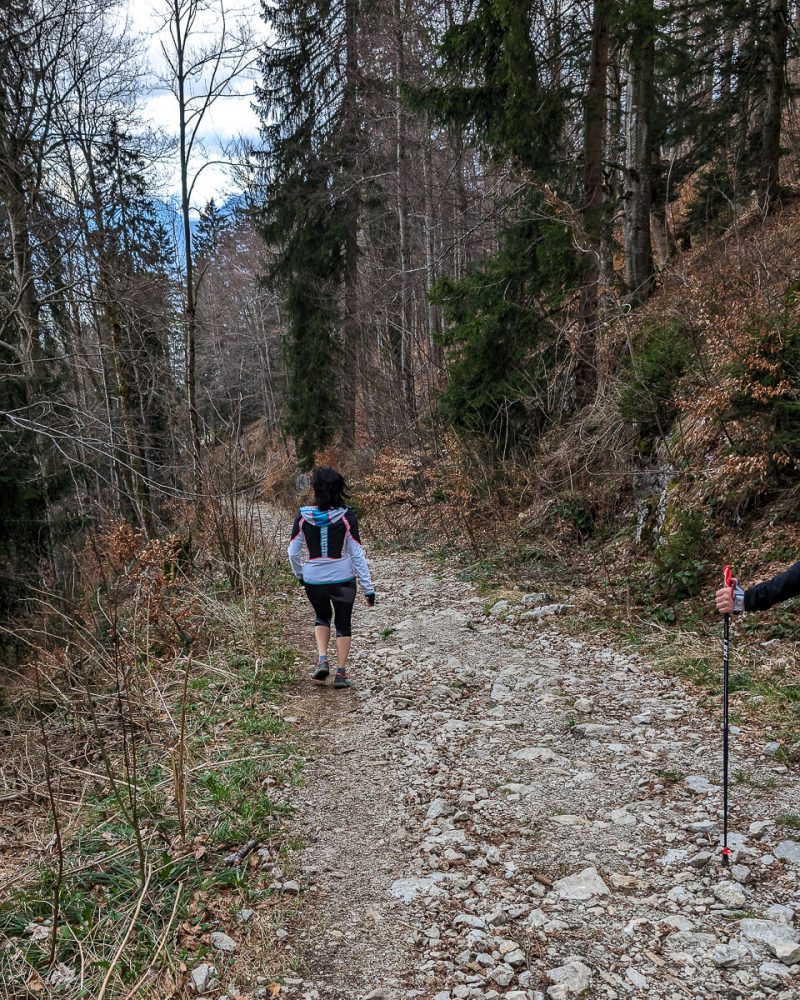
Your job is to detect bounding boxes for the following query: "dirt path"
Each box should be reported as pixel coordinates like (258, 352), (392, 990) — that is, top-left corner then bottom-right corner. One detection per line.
(276, 545), (800, 1000)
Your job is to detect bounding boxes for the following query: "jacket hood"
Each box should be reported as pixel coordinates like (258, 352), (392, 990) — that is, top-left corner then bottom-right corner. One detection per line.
(300, 506), (348, 526)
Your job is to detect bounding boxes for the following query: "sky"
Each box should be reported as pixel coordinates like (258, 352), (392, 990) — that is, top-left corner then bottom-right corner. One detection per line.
(126, 0), (267, 212)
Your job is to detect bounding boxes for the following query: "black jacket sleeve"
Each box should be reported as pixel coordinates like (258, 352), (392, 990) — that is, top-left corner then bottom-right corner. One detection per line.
(290, 513), (302, 540)
(348, 509), (362, 543)
(744, 561), (800, 612)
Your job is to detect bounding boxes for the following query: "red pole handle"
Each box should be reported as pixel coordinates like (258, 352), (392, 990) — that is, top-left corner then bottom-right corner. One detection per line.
(723, 565), (734, 589)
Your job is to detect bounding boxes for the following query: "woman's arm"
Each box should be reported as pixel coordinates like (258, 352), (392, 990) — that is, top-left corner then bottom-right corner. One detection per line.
(287, 514), (305, 580)
(744, 561), (800, 612)
(343, 512), (374, 595)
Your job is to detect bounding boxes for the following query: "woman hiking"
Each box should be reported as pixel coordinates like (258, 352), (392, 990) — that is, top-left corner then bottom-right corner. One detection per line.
(288, 467), (375, 689)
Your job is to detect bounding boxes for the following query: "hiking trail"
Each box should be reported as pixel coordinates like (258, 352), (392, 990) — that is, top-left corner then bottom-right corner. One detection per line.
(271, 540), (800, 1000)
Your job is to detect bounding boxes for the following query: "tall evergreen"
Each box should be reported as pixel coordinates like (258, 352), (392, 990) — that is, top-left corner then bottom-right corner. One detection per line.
(255, 0), (364, 468)
(409, 2), (582, 443)
(0, 238), (48, 650)
(196, 199), (233, 267)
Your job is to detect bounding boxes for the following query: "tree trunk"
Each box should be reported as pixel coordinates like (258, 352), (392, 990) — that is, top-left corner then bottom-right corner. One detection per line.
(576, 0), (610, 407)
(602, 49), (623, 287)
(176, 12), (203, 493)
(760, 0), (787, 213)
(393, 0), (416, 425)
(4, 181), (62, 584)
(339, 0), (359, 451)
(422, 141), (443, 371)
(105, 294), (155, 535)
(623, 2), (655, 305)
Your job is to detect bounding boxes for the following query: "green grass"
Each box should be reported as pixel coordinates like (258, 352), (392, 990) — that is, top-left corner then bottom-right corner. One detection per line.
(734, 769), (778, 790)
(200, 757), (291, 845)
(656, 768), (686, 784)
(777, 813), (800, 829)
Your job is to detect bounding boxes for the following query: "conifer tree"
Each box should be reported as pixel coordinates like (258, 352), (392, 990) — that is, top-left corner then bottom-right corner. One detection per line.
(255, 0), (364, 467)
(196, 199), (232, 268)
(408, 1), (582, 440)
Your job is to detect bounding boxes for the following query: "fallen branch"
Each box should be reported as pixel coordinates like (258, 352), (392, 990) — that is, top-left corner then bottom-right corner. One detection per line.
(224, 837), (259, 866)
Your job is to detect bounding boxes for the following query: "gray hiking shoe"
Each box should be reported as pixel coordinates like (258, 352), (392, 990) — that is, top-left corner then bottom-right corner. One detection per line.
(311, 660), (330, 682)
(333, 668), (351, 689)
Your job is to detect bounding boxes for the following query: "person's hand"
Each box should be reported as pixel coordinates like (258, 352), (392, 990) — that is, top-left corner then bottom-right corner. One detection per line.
(715, 584), (734, 614)
(365, 592), (376, 607)
(716, 580), (744, 614)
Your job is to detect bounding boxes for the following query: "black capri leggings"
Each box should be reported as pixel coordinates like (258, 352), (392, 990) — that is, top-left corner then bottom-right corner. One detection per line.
(304, 580), (357, 637)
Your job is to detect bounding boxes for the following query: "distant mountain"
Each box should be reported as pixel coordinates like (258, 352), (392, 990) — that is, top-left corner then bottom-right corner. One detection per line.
(152, 193), (247, 263)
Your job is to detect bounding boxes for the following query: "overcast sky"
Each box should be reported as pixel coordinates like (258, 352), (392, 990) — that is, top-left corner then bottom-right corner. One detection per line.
(126, 0), (266, 211)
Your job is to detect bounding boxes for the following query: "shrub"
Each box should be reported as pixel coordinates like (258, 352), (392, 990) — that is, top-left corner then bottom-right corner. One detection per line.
(618, 318), (695, 443)
(549, 496), (596, 539)
(720, 292), (800, 487)
(653, 509), (710, 600)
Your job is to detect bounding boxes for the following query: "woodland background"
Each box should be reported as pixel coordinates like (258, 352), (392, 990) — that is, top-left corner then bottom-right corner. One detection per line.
(3, 0), (800, 637)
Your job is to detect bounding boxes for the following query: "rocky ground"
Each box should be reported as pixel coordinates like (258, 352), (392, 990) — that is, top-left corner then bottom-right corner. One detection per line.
(266, 547), (800, 1000)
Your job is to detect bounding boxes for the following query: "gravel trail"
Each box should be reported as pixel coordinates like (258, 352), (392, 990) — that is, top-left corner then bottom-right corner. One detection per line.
(278, 546), (800, 1000)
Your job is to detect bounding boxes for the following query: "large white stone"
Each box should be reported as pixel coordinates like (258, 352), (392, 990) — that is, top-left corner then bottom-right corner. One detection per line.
(711, 939), (752, 968)
(573, 723), (613, 737)
(552, 867), (610, 901)
(514, 746), (568, 766)
(684, 775), (718, 794)
(712, 880), (747, 908)
(426, 797), (452, 821)
(546, 960), (592, 997)
(774, 840), (800, 864)
(390, 875), (447, 903)
(210, 931), (236, 953)
(190, 964), (218, 995)
(663, 931), (717, 957)
(772, 940), (800, 964)
(739, 918), (800, 953)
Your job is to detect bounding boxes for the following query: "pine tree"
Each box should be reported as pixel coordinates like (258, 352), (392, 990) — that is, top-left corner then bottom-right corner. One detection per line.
(255, 0), (364, 467)
(0, 234), (48, 649)
(196, 199), (232, 264)
(407, 1), (582, 441)
(657, 0), (791, 234)
(411, 1), (567, 175)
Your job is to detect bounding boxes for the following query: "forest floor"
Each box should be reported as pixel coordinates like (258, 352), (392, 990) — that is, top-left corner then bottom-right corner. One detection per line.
(269, 537), (800, 1000)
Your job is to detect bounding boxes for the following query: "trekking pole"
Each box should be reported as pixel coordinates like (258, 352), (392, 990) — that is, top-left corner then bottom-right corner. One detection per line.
(721, 564), (734, 867)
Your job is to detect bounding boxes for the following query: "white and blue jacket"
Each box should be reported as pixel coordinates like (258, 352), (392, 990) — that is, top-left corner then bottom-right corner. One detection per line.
(288, 506), (374, 593)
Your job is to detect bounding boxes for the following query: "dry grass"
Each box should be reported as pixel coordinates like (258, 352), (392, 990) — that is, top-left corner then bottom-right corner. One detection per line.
(0, 506), (304, 999)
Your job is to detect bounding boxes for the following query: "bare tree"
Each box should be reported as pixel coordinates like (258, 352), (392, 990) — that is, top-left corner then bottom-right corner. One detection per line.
(156, 0), (256, 492)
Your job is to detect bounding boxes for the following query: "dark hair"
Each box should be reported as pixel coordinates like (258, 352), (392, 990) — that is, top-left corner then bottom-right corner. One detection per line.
(312, 466), (348, 510)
